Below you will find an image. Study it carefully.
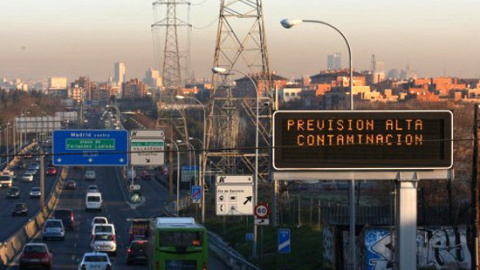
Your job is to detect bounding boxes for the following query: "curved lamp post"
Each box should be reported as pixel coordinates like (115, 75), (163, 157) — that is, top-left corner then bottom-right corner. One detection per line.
(280, 19), (353, 110)
(281, 18), (356, 270)
(212, 66), (260, 258)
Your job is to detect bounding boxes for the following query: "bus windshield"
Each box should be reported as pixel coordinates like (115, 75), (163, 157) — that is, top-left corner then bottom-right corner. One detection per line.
(159, 231), (203, 247)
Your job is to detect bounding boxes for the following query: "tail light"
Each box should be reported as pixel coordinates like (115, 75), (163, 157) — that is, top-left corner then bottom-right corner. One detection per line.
(127, 248), (132, 254)
(71, 213), (74, 222)
(106, 264), (112, 270)
(202, 261), (207, 270)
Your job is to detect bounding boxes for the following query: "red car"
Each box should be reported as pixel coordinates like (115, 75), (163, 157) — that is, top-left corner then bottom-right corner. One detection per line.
(46, 166), (57, 176)
(19, 243), (52, 269)
(24, 152), (33, 159)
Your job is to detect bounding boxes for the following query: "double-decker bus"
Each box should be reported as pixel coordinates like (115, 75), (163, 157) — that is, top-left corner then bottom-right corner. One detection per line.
(148, 217), (208, 270)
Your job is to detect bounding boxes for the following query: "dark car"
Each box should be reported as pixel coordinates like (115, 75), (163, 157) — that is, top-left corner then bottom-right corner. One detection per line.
(12, 160), (27, 170)
(64, 180), (77, 190)
(141, 171), (152, 180)
(126, 240), (149, 265)
(12, 202), (28, 216)
(19, 243), (52, 269)
(23, 152), (33, 159)
(52, 208), (74, 231)
(6, 186), (20, 199)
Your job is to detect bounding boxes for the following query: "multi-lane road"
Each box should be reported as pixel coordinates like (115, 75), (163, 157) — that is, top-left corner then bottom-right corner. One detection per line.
(0, 157), (57, 242)
(3, 110), (229, 270)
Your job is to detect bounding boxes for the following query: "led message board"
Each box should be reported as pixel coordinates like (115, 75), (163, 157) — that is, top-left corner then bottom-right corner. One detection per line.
(273, 110), (453, 170)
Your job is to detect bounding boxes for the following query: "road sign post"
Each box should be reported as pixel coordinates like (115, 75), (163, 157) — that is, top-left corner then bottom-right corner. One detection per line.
(278, 229), (291, 254)
(130, 129), (165, 166)
(191, 185), (201, 204)
(53, 130), (128, 166)
(215, 175), (254, 216)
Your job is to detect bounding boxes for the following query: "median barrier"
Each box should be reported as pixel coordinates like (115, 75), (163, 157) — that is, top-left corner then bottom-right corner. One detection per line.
(0, 166), (67, 267)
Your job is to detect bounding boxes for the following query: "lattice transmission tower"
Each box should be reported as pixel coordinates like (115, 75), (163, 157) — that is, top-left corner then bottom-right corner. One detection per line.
(152, 0), (191, 143)
(205, 0), (273, 180)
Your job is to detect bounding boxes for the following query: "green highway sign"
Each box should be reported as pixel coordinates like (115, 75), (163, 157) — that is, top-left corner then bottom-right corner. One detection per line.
(66, 139), (115, 150)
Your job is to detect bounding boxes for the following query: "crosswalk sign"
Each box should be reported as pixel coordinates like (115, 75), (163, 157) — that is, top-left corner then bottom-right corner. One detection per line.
(278, 229), (291, 253)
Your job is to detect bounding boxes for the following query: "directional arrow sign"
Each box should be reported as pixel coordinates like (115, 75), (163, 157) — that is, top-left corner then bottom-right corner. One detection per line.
(215, 184), (253, 216)
(53, 130), (128, 166)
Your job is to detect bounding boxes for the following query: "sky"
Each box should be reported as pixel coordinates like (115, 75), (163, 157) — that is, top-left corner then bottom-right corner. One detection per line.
(1, 0), (480, 82)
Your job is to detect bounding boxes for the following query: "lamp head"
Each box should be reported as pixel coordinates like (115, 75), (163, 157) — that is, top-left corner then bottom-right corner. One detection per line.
(280, 19), (303, 29)
(175, 95), (185, 100)
(212, 67), (227, 74)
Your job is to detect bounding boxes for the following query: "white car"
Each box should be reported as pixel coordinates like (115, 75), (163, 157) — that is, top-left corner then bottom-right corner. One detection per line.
(22, 172), (34, 182)
(91, 232), (117, 255)
(42, 218), (65, 240)
(91, 217), (109, 229)
(25, 168), (37, 175)
(84, 170), (96, 181)
(78, 252), (112, 270)
(29, 187), (41, 198)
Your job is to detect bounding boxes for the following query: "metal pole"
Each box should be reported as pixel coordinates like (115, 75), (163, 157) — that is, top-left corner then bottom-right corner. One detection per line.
(6, 123), (9, 165)
(284, 19), (356, 269)
(176, 144), (180, 215)
(39, 148), (45, 210)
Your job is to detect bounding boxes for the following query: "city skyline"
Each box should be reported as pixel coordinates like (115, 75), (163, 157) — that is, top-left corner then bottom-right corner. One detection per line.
(1, 0), (480, 81)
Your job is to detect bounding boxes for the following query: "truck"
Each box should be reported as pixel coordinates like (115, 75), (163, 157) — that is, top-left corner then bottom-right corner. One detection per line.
(127, 218), (150, 244)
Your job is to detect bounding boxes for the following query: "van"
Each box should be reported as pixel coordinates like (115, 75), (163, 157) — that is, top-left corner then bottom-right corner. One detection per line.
(53, 209), (74, 231)
(85, 192), (103, 211)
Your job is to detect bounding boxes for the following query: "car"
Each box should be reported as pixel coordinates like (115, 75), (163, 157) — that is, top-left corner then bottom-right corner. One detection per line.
(91, 224), (116, 239)
(64, 180), (77, 190)
(11, 202), (28, 216)
(84, 170), (96, 181)
(85, 192), (102, 211)
(52, 209), (74, 231)
(6, 186), (20, 199)
(25, 168), (37, 176)
(87, 185), (99, 193)
(29, 187), (41, 198)
(78, 252), (112, 270)
(42, 218), (65, 240)
(46, 166), (57, 176)
(141, 171), (152, 180)
(29, 162), (40, 170)
(13, 160), (27, 170)
(126, 240), (149, 265)
(91, 232), (117, 256)
(22, 172), (34, 182)
(19, 243), (52, 269)
(23, 152), (33, 159)
(91, 217), (109, 228)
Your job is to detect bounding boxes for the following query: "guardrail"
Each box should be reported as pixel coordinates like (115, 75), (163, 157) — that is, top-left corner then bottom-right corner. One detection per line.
(0, 161), (68, 269)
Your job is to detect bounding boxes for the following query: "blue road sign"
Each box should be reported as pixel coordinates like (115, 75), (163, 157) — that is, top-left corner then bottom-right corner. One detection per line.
(191, 185), (201, 204)
(246, 233), (254, 242)
(53, 130), (129, 166)
(278, 228), (291, 253)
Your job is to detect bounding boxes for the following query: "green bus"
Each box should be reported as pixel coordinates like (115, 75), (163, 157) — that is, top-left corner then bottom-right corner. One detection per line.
(148, 217), (208, 270)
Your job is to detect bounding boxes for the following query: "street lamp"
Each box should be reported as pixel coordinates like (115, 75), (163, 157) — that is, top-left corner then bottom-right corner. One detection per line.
(280, 19), (354, 110)
(166, 139), (181, 215)
(281, 18), (356, 270)
(212, 66), (260, 258)
(175, 94), (208, 223)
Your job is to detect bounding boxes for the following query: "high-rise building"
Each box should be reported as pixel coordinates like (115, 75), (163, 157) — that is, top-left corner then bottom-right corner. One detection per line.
(114, 62), (126, 85)
(327, 53), (342, 70)
(143, 68), (162, 88)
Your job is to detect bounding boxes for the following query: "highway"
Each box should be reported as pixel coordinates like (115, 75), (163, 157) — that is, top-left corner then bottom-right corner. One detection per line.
(0, 157), (57, 242)
(5, 110), (229, 270)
